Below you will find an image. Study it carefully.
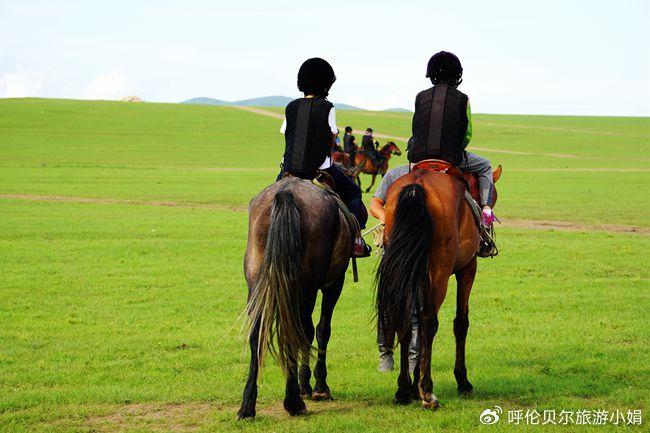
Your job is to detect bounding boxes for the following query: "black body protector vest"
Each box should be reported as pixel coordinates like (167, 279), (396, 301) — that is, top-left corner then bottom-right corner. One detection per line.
(283, 97), (334, 175)
(361, 135), (374, 152)
(343, 134), (356, 152)
(407, 84), (469, 165)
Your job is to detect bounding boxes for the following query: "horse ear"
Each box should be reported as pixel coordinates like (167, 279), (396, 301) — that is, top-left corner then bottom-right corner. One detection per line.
(492, 165), (502, 183)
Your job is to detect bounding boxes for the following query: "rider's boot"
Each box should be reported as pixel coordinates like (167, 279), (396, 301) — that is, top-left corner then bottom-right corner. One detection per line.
(477, 207), (497, 258)
(353, 235), (372, 258)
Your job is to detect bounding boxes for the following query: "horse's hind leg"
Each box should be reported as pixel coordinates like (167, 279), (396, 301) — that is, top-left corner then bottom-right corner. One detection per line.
(312, 276), (344, 400)
(418, 277), (448, 409)
(283, 352), (307, 416)
(454, 258), (477, 396)
(238, 319), (261, 419)
(299, 292), (318, 398)
(394, 329), (413, 404)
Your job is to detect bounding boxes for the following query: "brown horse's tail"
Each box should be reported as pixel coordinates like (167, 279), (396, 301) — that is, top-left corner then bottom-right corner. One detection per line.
(245, 189), (309, 374)
(376, 183), (433, 341)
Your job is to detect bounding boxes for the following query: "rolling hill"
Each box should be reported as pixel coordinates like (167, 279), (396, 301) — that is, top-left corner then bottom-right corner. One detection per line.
(182, 95), (375, 111)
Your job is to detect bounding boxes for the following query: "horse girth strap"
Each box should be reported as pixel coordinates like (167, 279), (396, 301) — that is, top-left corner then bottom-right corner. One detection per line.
(290, 99), (313, 169)
(427, 83), (449, 158)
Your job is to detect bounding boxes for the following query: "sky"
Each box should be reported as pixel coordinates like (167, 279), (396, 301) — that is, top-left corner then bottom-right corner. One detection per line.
(0, 0), (648, 116)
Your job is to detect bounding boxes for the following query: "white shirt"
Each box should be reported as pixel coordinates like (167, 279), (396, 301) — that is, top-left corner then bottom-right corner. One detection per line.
(280, 106), (338, 169)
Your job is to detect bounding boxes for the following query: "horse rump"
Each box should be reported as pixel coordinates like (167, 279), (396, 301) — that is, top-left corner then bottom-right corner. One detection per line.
(376, 183), (433, 342)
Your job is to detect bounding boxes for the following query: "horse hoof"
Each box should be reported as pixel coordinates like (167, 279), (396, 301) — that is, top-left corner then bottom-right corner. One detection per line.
(300, 385), (313, 399)
(237, 407), (256, 420)
(311, 390), (333, 401)
(421, 396), (440, 410)
(284, 398), (308, 416)
(458, 382), (474, 397)
(394, 390), (412, 405)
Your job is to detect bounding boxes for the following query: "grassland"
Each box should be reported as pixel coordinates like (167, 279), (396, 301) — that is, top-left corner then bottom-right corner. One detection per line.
(0, 98), (648, 432)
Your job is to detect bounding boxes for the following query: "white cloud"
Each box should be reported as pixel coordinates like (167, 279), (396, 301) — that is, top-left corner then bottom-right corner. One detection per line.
(0, 67), (42, 97)
(80, 72), (132, 100)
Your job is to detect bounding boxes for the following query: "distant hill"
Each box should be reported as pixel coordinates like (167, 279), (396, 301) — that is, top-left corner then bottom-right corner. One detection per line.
(181, 95), (362, 110)
(383, 107), (412, 113)
(182, 97), (232, 106)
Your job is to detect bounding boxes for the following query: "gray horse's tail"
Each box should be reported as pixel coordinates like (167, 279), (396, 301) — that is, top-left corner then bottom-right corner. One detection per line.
(245, 189), (308, 374)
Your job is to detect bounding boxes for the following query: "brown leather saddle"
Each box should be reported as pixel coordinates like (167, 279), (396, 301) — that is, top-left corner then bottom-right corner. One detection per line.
(410, 159), (490, 207)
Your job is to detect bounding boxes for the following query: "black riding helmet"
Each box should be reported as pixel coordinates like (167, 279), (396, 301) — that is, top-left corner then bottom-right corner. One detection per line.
(426, 51), (463, 86)
(298, 58), (336, 97)
(345, 126), (353, 133)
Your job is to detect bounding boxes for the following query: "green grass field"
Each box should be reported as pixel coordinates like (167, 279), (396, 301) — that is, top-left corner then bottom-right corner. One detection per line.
(1, 98), (648, 432)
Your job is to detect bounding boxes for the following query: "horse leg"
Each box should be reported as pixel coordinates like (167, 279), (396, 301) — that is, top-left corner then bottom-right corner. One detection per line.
(394, 329), (413, 404)
(418, 277), (448, 409)
(283, 352), (307, 415)
(365, 174), (376, 193)
(237, 319), (261, 419)
(454, 258), (477, 396)
(312, 276), (344, 400)
(299, 291), (318, 398)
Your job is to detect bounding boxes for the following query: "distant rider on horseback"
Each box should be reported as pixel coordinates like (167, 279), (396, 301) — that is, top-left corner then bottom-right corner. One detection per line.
(343, 126), (357, 167)
(361, 127), (386, 169)
(277, 57), (371, 257)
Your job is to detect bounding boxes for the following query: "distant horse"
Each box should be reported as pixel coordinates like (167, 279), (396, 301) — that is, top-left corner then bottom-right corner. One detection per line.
(351, 141), (402, 193)
(238, 177), (354, 419)
(376, 163), (501, 409)
(331, 149), (351, 167)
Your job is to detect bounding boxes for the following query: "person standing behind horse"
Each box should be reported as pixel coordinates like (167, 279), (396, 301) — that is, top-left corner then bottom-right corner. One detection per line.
(277, 57), (371, 257)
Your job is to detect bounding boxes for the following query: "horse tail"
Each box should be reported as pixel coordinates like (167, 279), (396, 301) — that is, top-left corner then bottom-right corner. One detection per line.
(245, 189), (308, 374)
(376, 183), (433, 341)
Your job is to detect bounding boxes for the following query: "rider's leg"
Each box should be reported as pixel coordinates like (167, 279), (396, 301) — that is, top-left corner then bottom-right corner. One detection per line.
(460, 153), (493, 208)
(377, 318), (394, 372)
(324, 164), (368, 229)
(324, 164), (371, 257)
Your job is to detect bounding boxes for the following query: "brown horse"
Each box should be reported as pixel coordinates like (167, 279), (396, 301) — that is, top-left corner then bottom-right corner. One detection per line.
(238, 177), (354, 419)
(354, 141), (402, 193)
(376, 165), (501, 409)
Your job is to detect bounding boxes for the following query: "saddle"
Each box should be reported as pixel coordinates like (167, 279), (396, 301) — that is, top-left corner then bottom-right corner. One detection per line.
(411, 159), (480, 204)
(411, 159), (482, 227)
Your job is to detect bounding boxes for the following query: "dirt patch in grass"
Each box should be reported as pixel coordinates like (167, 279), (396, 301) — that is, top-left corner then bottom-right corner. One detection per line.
(3, 193), (648, 235)
(0, 194), (247, 212)
(77, 400), (369, 432)
(503, 218), (650, 235)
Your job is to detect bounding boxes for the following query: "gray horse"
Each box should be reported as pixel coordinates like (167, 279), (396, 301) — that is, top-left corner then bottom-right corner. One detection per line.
(238, 177), (354, 419)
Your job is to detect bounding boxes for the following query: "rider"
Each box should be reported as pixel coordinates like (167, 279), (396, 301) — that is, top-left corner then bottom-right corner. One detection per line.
(361, 127), (385, 167)
(277, 57), (371, 257)
(409, 51), (496, 230)
(369, 51), (497, 255)
(343, 126), (357, 167)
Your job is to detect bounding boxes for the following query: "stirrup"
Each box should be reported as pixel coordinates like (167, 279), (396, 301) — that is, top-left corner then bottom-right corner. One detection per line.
(477, 223), (498, 258)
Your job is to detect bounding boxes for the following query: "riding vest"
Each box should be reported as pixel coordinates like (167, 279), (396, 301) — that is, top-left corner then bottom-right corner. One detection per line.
(283, 97), (334, 175)
(407, 84), (468, 165)
(361, 135), (374, 152)
(343, 133), (356, 152)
